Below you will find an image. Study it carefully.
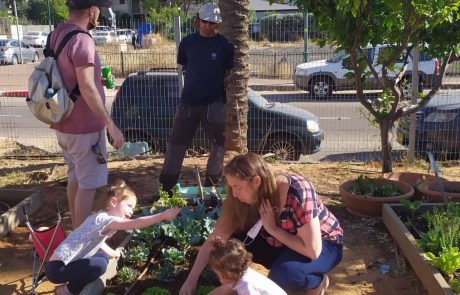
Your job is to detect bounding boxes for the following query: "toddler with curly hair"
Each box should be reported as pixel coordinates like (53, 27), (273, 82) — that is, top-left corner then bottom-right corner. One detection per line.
(208, 237), (287, 295)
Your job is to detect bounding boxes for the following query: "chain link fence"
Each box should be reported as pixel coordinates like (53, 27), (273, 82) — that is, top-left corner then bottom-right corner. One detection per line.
(1, 14), (459, 162)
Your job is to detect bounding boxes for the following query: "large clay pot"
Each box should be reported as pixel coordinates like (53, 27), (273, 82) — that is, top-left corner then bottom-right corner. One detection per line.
(340, 178), (414, 217)
(382, 172), (447, 200)
(417, 181), (460, 203)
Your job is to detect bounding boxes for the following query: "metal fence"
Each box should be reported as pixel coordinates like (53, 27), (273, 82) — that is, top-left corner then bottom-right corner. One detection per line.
(0, 15), (459, 162)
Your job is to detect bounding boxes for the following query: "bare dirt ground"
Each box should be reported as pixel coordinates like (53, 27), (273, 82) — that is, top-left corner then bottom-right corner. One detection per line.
(1, 147), (459, 295)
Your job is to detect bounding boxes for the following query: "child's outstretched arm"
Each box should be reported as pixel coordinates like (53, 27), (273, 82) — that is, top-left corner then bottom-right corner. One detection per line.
(104, 207), (181, 232)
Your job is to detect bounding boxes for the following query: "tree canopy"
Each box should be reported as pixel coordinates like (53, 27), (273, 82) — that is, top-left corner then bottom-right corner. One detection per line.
(280, 0), (460, 172)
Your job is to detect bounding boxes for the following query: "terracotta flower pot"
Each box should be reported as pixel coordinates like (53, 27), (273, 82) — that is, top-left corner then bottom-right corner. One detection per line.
(340, 178), (414, 217)
(417, 181), (460, 203)
(382, 172), (447, 200)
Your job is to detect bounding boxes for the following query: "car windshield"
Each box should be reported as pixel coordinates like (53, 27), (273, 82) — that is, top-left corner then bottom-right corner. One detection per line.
(327, 51), (348, 63)
(95, 32), (109, 36)
(0, 40), (7, 46)
(27, 32), (40, 36)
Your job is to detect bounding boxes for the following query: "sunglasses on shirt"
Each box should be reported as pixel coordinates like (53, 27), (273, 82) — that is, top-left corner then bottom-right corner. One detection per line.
(91, 143), (107, 164)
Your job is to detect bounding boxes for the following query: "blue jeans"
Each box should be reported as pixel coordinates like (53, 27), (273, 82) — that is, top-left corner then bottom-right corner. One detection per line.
(235, 233), (343, 293)
(45, 252), (109, 294)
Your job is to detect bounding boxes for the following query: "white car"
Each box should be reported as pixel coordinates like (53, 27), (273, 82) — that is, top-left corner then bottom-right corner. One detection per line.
(93, 31), (118, 45)
(116, 29), (134, 43)
(23, 31), (48, 48)
(293, 45), (440, 98)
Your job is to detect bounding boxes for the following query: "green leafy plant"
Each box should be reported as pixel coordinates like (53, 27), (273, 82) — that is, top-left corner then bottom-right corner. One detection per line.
(153, 261), (176, 283)
(426, 247), (460, 277)
(161, 246), (186, 265)
(399, 199), (422, 217)
(418, 205), (460, 255)
(116, 266), (139, 284)
(141, 287), (172, 295)
(450, 277), (460, 293)
(125, 242), (150, 265)
(157, 185), (187, 208)
(196, 285), (216, 295)
(351, 175), (399, 197)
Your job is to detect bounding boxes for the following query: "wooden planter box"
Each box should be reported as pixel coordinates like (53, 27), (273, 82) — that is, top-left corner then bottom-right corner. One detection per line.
(0, 188), (42, 238)
(382, 203), (455, 295)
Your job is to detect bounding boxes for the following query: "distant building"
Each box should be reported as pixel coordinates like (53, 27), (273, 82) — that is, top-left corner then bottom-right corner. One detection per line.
(111, 0), (146, 18)
(249, 0), (298, 19)
(111, 0), (298, 20)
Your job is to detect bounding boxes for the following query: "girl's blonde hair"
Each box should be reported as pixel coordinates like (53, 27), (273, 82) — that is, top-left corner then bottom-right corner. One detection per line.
(105, 179), (136, 205)
(220, 153), (278, 233)
(209, 237), (252, 283)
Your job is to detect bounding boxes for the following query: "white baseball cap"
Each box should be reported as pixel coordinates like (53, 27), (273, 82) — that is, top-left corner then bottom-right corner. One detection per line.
(199, 3), (222, 24)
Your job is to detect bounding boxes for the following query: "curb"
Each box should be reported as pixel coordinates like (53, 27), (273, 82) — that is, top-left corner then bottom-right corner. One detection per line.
(0, 90), (28, 97)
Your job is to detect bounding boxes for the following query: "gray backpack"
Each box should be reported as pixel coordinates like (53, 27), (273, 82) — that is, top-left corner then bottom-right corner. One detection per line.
(26, 30), (91, 124)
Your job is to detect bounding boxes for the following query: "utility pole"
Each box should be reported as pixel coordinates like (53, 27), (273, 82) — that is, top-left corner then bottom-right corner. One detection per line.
(303, 10), (309, 62)
(46, 0), (52, 32)
(13, 0), (23, 64)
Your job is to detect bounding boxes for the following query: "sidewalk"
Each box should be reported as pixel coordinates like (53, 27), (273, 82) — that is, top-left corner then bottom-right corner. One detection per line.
(1, 76), (460, 97)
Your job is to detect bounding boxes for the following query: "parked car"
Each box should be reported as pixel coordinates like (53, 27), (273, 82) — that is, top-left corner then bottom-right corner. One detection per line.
(0, 39), (39, 65)
(110, 71), (324, 161)
(293, 45), (439, 98)
(22, 31), (48, 47)
(93, 30), (118, 45)
(116, 29), (134, 43)
(396, 92), (460, 159)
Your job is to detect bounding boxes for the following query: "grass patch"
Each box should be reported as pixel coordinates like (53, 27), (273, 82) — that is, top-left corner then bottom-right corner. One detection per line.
(0, 171), (31, 187)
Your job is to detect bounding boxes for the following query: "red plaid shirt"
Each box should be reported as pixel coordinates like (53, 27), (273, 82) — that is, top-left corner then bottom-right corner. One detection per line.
(262, 174), (343, 247)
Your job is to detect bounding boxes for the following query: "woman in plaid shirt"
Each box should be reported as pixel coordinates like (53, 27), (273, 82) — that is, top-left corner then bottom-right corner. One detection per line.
(180, 153), (343, 295)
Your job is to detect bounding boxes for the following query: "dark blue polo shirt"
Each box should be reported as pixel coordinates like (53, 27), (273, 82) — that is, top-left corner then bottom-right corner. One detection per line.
(177, 32), (234, 105)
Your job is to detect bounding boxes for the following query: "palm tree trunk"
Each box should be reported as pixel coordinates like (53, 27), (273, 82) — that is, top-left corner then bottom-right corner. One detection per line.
(219, 0), (250, 156)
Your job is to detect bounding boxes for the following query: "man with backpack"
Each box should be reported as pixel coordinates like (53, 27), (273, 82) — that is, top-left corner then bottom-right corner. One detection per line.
(50, 0), (124, 229)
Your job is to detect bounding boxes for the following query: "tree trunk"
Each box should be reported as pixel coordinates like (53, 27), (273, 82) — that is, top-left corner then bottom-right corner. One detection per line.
(379, 121), (393, 173)
(219, 0), (250, 156)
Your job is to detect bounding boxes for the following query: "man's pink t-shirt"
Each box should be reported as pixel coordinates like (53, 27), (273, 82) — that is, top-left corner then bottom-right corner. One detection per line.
(50, 23), (105, 134)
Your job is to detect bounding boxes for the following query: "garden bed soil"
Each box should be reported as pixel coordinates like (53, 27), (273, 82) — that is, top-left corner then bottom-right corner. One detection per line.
(382, 204), (456, 295)
(1, 154), (459, 294)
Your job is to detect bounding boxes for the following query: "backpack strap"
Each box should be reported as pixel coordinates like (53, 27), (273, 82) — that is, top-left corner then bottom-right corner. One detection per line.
(48, 30), (93, 102)
(54, 30), (91, 59)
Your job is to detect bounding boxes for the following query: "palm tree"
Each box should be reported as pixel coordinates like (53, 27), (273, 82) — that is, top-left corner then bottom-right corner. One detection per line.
(219, 0), (250, 156)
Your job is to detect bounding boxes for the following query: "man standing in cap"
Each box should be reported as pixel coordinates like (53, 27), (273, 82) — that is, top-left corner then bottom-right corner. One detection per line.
(158, 2), (235, 195)
(50, 0), (124, 229)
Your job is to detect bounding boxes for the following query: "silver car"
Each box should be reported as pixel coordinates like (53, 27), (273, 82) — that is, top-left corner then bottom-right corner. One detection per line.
(0, 39), (39, 65)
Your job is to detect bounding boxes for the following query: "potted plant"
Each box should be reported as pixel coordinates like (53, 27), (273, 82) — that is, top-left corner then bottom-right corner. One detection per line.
(382, 172), (447, 200)
(340, 175), (414, 217)
(417, 181), (460, 203)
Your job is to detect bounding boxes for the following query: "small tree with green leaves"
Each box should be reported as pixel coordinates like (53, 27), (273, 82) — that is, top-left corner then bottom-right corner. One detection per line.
(282, 0), (460, 172)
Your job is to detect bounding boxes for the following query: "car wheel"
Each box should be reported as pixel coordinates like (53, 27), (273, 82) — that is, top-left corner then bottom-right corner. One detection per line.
(400, 76), (423, 99)
(11, 55), (18, 65)
(32, 52), (39, 62)
(267, 135), (300, 161)
(309, 76), (333, 98)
